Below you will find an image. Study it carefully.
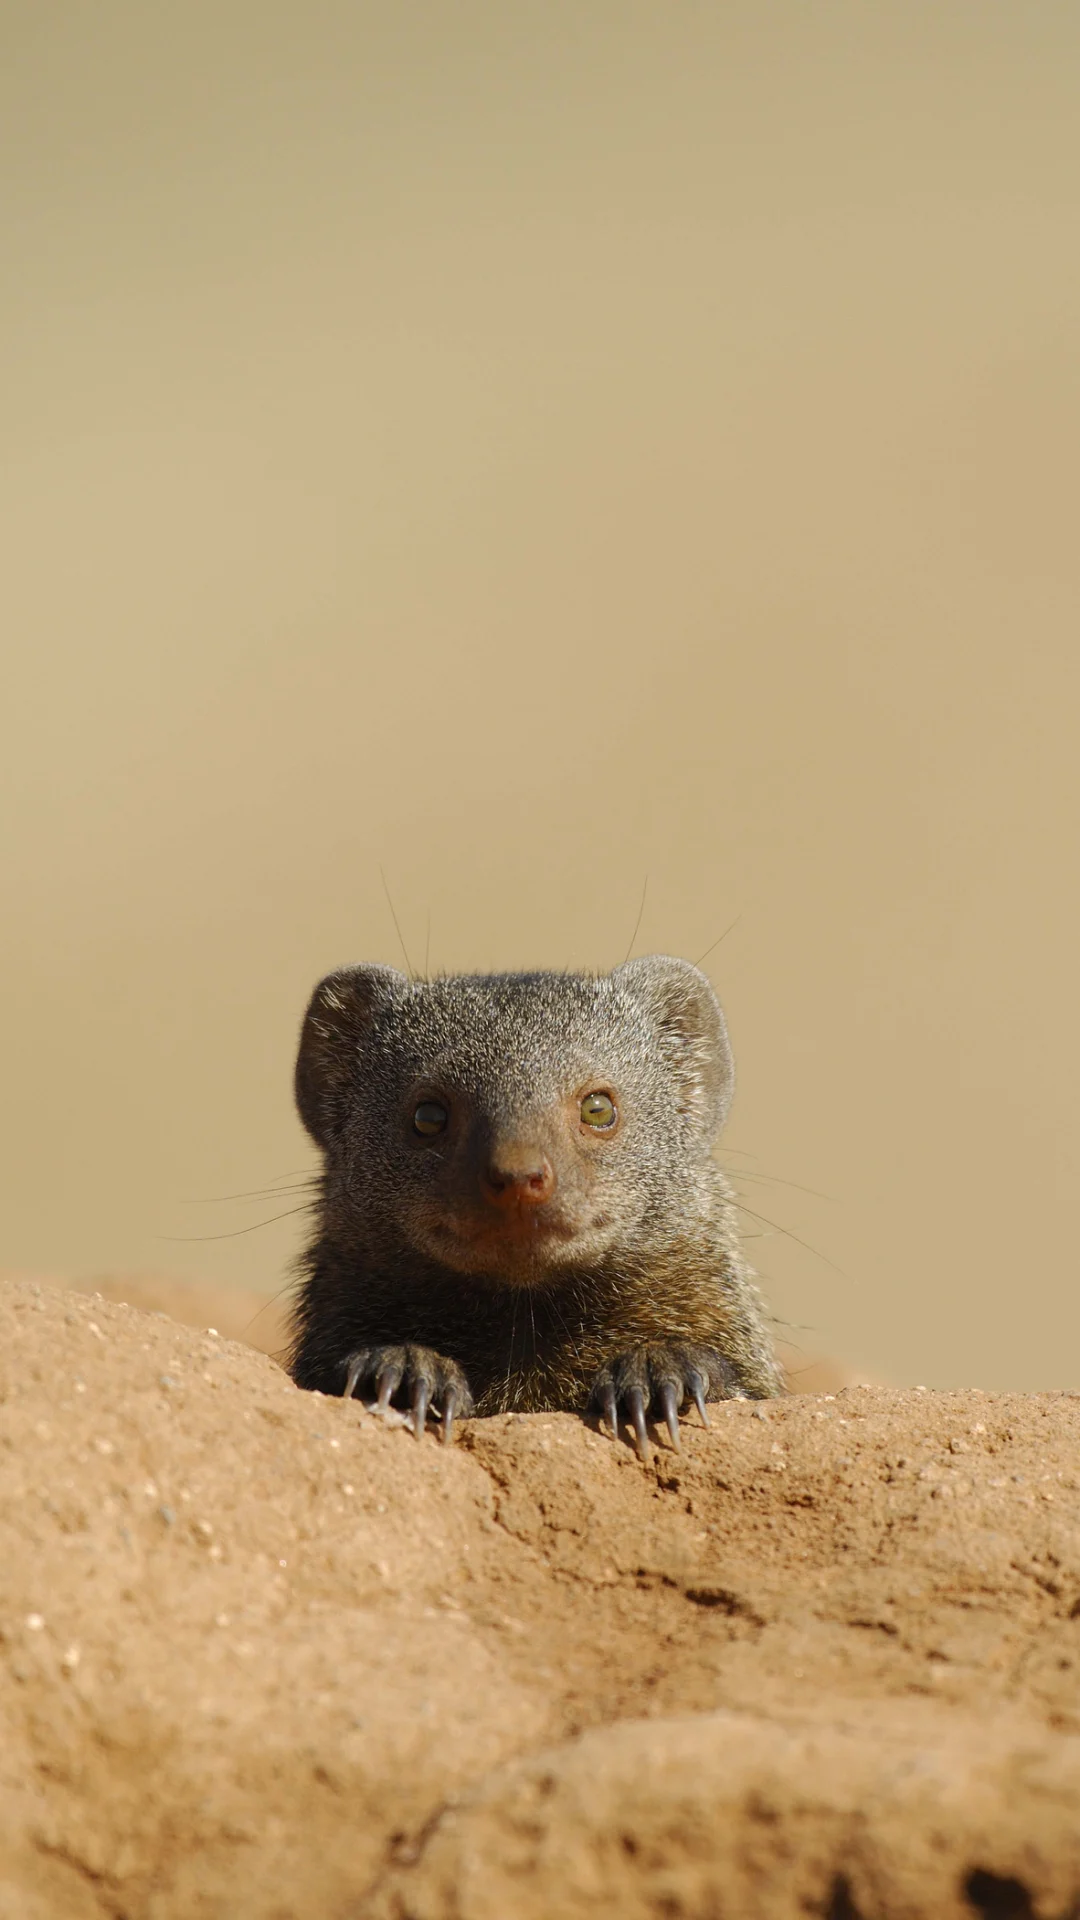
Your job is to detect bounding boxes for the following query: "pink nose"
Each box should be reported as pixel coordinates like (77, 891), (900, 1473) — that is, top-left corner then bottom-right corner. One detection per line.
(481, 1151), (556, 1209)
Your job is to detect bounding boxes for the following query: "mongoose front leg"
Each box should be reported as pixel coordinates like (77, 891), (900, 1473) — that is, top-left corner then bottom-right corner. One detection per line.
(588, 1344), (747, 1462)
(340, 1343), (474, 1445)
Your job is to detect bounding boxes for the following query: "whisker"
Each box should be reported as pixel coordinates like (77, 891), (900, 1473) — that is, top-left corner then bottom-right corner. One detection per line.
(160, 1205), (315, 1243)
(622, 875), (648, 965)
(380, 866), (414, 978)
(732, 1200), (852, 1282)
(242, 1277), (303, 1346)
(181, 1184), (317, 1205)
(724, 1168), (838, 1203)
(693, 912), (743, 970)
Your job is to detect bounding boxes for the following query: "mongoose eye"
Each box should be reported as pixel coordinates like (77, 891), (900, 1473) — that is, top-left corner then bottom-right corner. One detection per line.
(580, 1091), (617, 1131)
(413, 1100), (449, 1137)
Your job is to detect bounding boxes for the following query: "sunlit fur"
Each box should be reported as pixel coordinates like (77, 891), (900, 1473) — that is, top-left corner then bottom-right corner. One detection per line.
(289, 956), (783, 1415)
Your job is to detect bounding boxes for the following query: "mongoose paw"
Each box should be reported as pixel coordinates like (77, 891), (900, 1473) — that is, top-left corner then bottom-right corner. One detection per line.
(340, 1344), (475, 1445)
(588, 1344), (744, 1462)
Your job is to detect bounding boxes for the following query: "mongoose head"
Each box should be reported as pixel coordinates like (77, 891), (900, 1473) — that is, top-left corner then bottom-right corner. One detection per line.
(295, 957), (734, 1287)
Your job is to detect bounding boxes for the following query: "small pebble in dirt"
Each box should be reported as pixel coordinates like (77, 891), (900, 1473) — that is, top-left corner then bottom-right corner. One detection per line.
(364, 1402), (412, 1430)
(61, 1645), (80, 1672)
(25, 1614), (45, 1632)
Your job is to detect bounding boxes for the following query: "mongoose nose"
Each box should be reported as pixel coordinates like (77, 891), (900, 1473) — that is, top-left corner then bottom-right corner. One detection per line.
(481, 1150), (556, 1209)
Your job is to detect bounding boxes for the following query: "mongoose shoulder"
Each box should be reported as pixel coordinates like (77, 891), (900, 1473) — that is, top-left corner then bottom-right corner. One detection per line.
(288, 955), (783, 1453)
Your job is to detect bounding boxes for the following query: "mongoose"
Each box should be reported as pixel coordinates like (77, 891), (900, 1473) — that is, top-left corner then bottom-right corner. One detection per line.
(288, 956), (783, 1455)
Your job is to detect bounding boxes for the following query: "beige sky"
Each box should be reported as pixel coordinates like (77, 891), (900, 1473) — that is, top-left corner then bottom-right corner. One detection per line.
(2, 2), (1079, 1386)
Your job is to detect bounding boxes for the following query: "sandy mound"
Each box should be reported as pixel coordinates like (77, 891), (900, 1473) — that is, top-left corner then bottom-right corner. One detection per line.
(2, 1274), (1079, 1919)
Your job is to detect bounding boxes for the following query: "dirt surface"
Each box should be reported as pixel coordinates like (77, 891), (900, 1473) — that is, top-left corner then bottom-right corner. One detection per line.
(3, 1273), (1080, 1919)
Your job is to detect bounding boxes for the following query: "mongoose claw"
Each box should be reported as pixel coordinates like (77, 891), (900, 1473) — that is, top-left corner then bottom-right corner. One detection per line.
(588, 1344), (738, 1459)
(596, 1381), (618, 1442)
(655, 1380), (682, 1453)
(340, 1344), (475, 1443)
(374, 1363), (403, 1413)
(625, 1386), (652, 1463)
(441, 1386), (461, 1447)
(410, 1377), (430, 1442)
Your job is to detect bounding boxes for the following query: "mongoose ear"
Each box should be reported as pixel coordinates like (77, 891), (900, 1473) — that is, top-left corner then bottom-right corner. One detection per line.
(295, 964), (407, 1147)
(614, 955), (734, 1138)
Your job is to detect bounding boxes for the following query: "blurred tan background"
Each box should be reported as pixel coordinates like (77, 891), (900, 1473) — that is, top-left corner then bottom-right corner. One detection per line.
(2, 2), (1078, 1388)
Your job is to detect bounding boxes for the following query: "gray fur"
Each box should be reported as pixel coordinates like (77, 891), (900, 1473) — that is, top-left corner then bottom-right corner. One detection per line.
(288, 956), (783, 1421)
